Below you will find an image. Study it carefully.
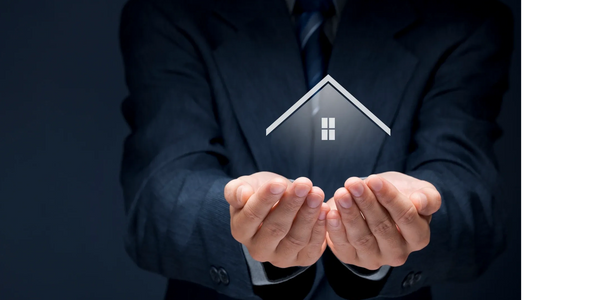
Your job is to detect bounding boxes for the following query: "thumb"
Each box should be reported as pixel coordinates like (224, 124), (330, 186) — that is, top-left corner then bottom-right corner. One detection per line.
(224, 179), (255, 209)
(325, 197), (337, 211)
(409, 187), (441, 216)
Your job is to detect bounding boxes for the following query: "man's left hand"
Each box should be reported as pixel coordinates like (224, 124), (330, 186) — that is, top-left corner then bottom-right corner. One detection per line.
(324, 172), (441, 270)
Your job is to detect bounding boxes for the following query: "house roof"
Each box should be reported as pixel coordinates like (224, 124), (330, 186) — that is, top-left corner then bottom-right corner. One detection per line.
(266, 75), (392, 136)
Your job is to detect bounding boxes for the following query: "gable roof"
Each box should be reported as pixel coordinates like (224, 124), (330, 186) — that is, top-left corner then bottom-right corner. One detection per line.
(266, 75), (392, 136)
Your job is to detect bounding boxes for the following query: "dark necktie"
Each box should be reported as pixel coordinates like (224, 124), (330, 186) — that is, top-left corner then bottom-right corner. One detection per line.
(294, 0), (335, 92)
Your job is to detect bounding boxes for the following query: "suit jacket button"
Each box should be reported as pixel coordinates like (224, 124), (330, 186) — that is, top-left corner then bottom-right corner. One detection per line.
(210, 266), (221, 284)
(218, 268), (230, 285)
(402, 272), (415, 288)
(414, 272), (422, 283)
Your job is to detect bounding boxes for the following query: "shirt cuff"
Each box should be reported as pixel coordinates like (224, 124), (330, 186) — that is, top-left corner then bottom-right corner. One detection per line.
(242, 245), (310, 286)
(341, 263), (392, 281)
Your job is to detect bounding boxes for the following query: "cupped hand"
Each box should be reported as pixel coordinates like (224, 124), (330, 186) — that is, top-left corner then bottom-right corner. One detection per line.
(224, 172), (330, 268)
(324, 172), (441, 270)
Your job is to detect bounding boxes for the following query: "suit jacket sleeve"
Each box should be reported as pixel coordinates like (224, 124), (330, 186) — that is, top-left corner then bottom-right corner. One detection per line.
(353, 6), (514, 299)
(119, 1), (315, 299)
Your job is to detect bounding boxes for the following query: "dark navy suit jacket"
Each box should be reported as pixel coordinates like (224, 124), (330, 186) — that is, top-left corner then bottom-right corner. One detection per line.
(119, 0), (513, 299)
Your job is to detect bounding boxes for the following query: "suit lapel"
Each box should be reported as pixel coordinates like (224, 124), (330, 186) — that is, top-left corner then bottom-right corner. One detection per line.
(320, 0), (421, 177)
(211, 0), (421, 182)
(212, 0), (312, 177)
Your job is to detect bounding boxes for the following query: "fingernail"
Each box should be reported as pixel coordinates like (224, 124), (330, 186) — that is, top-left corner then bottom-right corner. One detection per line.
(236, 186), (246, 205)
(416, 192), (428, 210)
(369, 176), (383, 192)
(270, 183), (286, 195)
(319, 210), (327, 220)
(307, 193), (322, 208)
(348, 183), (364, 198)
(328, 217), (340, 227)
(295, 184), (310, 198)
(338, 195), (352, 209)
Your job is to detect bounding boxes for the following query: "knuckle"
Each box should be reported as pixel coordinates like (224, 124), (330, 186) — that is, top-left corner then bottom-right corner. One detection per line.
(335, 241), (351, 249)
(371, 219), (395, 237)
(291, 195), (306, 208)
(280, 198), (303, 213)
(257, 191), (275, 203)
(396, 205), (418, 225)
(351, 234), (375, 250)
(378, 193), (395, 205)
(242, 205), (263, 223)
(346, 212), (364, 226)
(353, 194), (371, 208)
(297, 208), (316, 224)
(263, 223), (288, 239)
(286, 234), (309, 249)
(330, 236), (350, 248)
(311, 221), (325, 236)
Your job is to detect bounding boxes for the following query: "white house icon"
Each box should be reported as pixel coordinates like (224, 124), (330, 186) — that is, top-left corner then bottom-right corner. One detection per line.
(266, 75), (391, 137)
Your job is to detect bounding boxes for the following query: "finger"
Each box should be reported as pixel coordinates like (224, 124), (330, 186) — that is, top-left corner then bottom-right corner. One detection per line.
(409, 187), (442, 216)
(333, 188), (379, 258)
(325, 209), (357, 264)
(366, 175), (430, 251)
(275, 186), (324, 258)
(345, 177), (404, 257)
(297, 202), (330, 266)
(231, 177), (288, 242)
(325, 197), (337, 211)
(253, 177), (312, 250)
(224, 178), (254, 209)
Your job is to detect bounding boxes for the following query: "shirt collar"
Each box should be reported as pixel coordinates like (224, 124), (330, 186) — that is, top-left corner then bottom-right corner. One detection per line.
(285, 0), (346, 15)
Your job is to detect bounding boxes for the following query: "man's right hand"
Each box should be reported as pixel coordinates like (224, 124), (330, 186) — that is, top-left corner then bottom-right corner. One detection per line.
(224, 172), (329, 268)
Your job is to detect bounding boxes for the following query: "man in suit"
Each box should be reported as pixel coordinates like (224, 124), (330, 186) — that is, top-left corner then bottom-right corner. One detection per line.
(119, 0), (513, 299)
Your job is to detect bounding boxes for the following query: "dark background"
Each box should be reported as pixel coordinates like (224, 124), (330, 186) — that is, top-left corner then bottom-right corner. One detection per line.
(0, 0), (520, 299)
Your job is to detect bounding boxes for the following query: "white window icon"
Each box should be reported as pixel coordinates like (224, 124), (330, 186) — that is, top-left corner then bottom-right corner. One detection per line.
(321, 118), (335, 140)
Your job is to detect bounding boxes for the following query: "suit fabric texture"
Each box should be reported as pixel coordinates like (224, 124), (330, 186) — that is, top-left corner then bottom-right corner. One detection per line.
(118, 0), (514, 299)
